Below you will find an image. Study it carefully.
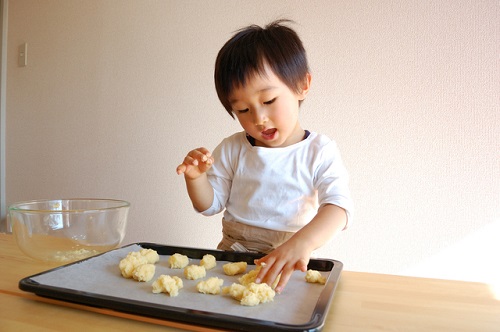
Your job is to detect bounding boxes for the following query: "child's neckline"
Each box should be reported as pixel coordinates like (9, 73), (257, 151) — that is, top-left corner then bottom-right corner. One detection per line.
(246, 130), (310, 147)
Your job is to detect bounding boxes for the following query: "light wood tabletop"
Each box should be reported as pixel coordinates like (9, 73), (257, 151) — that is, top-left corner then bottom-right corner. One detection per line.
(1, 233), (498, 331)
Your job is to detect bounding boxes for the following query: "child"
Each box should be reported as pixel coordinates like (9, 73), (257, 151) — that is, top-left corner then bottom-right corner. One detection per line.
(176, 19), (353, 293)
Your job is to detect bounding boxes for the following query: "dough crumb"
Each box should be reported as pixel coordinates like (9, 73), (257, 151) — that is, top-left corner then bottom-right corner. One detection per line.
(200, 254), (217, 270)
(184, 264), (206, 280)
(152, 275), (183, 297)
(196, 277), (224, 295)
(169, 253), (189, 269)
(223, 261), (247, 276)
(54, 249), (99, 262)
(305, 269), (326, 285)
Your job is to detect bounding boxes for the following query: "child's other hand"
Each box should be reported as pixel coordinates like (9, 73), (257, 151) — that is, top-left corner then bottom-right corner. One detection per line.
(176, 147), (214, 179)
(253, 240), (310, 294)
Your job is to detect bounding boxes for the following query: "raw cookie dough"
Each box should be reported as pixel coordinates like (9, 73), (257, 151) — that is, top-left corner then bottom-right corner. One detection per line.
(200, 254), (216, 270)
(132, 263), (156, 282)
(238, 266), (260, 285)
(152, 275), (184, 297)
(119, 249), (159, 282)
(119, 254), (148, 278)
(169, 253), (189, 269)
(305, 269), (326, 285)
(239, 266), (280, 289)
(223, 261), (247, 276)
(139, 248), (160, 264)
(223, 282), (275, 306)
(196, 277), (224, 295)
(184, 264), (206, 280)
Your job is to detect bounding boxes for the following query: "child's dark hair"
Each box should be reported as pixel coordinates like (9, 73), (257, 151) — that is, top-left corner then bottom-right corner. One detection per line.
(214, 19), (310, 118)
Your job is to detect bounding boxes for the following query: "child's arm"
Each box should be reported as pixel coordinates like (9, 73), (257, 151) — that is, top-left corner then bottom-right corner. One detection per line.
(176, 147), (214, 212)
(254, 204), (347, 293)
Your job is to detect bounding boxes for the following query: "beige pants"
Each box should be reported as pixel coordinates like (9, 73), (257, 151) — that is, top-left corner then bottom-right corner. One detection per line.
(217, 218), (295, 254)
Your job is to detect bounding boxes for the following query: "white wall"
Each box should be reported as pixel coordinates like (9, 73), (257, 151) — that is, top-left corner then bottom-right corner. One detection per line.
(3, 0), (499, 285)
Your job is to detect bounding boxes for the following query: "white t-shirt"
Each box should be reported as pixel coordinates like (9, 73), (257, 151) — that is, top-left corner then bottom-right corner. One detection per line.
(201, 131), (353, 232)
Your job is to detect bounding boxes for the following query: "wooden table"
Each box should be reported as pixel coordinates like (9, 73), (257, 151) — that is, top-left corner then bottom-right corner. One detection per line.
(1, 233), (499, 331)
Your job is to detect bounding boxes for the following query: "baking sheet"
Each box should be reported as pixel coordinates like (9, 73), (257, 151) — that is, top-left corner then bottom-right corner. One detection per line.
(19, 243), (342, 331)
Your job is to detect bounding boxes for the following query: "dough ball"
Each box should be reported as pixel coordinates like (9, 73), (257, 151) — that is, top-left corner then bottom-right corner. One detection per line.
(169, 253), (189, 269)
(239, 266), (280, 289)
(222, 283), (246, 301)
(119, 254), (148, 278)
(223, 282), (275, 306)
(119, 249), (159, 280)
(200, 254), (216, 270)
(139, 248), (160, 264)
(152, 275), (183, 297)
(196, 277), (224, 295)
(238, 266), (260, 285)
(132, 263), (156, 282)
(223, 261), (247, 276)
(305, 269), (326, 285)
(241, 283), (275, 306)
(184, 264), (206, 280)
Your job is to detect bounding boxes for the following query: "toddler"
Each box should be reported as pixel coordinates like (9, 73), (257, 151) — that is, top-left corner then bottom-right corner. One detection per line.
(177, 19), (353, 293)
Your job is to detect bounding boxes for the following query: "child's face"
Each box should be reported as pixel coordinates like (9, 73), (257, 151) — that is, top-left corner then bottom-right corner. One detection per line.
(229, 64), (311, 148)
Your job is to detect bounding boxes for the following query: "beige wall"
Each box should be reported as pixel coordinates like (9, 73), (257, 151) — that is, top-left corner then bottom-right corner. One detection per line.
(3, 1), (499, 285)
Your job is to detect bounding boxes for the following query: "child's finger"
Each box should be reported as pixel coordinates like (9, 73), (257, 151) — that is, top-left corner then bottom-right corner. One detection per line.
(260, 261), (283, 289)
(176, 164), (186, 175)
(295, 258), (309, 272)
(274, 266), (293, 294)
(254, 257), (271, 284)
(177, 148), (213, 176)
(189, 148), (210, 161)
(196, 147), (212, 157)
(176, 155), (199, 174)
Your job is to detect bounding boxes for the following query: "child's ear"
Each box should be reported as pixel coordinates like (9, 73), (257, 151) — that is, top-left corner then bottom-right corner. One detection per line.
(298, 73), (312, 100)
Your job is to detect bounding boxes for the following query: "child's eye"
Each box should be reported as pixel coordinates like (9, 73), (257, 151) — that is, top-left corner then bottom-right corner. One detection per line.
(263, 98), (276, 105)
(236, 108), (249, 114)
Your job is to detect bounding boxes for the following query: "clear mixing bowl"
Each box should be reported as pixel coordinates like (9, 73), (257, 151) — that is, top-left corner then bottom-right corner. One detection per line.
(9, 198), (130, 264)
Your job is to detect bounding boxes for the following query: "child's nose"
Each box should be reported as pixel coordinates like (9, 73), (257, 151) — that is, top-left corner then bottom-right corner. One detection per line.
(253, 108), (268, 126)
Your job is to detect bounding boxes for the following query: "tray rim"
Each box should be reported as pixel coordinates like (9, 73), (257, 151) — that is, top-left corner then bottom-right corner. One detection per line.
(19, 242), (343, 332)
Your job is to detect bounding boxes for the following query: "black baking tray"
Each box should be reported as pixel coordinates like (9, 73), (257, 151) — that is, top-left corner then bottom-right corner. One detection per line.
(19, 242), (342, 331)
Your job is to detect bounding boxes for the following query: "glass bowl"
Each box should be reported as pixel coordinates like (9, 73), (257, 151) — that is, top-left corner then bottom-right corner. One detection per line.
(9, 198), (130, 264)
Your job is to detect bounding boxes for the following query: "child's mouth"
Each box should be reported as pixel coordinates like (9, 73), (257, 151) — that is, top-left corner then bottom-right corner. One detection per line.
(261, 128), (277, 140)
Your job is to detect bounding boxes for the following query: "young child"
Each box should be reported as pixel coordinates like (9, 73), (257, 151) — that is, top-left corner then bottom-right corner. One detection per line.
(176, 19), (353, 293)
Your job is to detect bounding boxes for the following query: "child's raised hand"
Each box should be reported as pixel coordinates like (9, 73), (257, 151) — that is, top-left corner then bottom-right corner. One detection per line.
(176, 147), (214, 179)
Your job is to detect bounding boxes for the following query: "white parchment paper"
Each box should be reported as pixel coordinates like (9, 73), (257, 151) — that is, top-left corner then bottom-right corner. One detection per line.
(31, 244), (332, 326)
